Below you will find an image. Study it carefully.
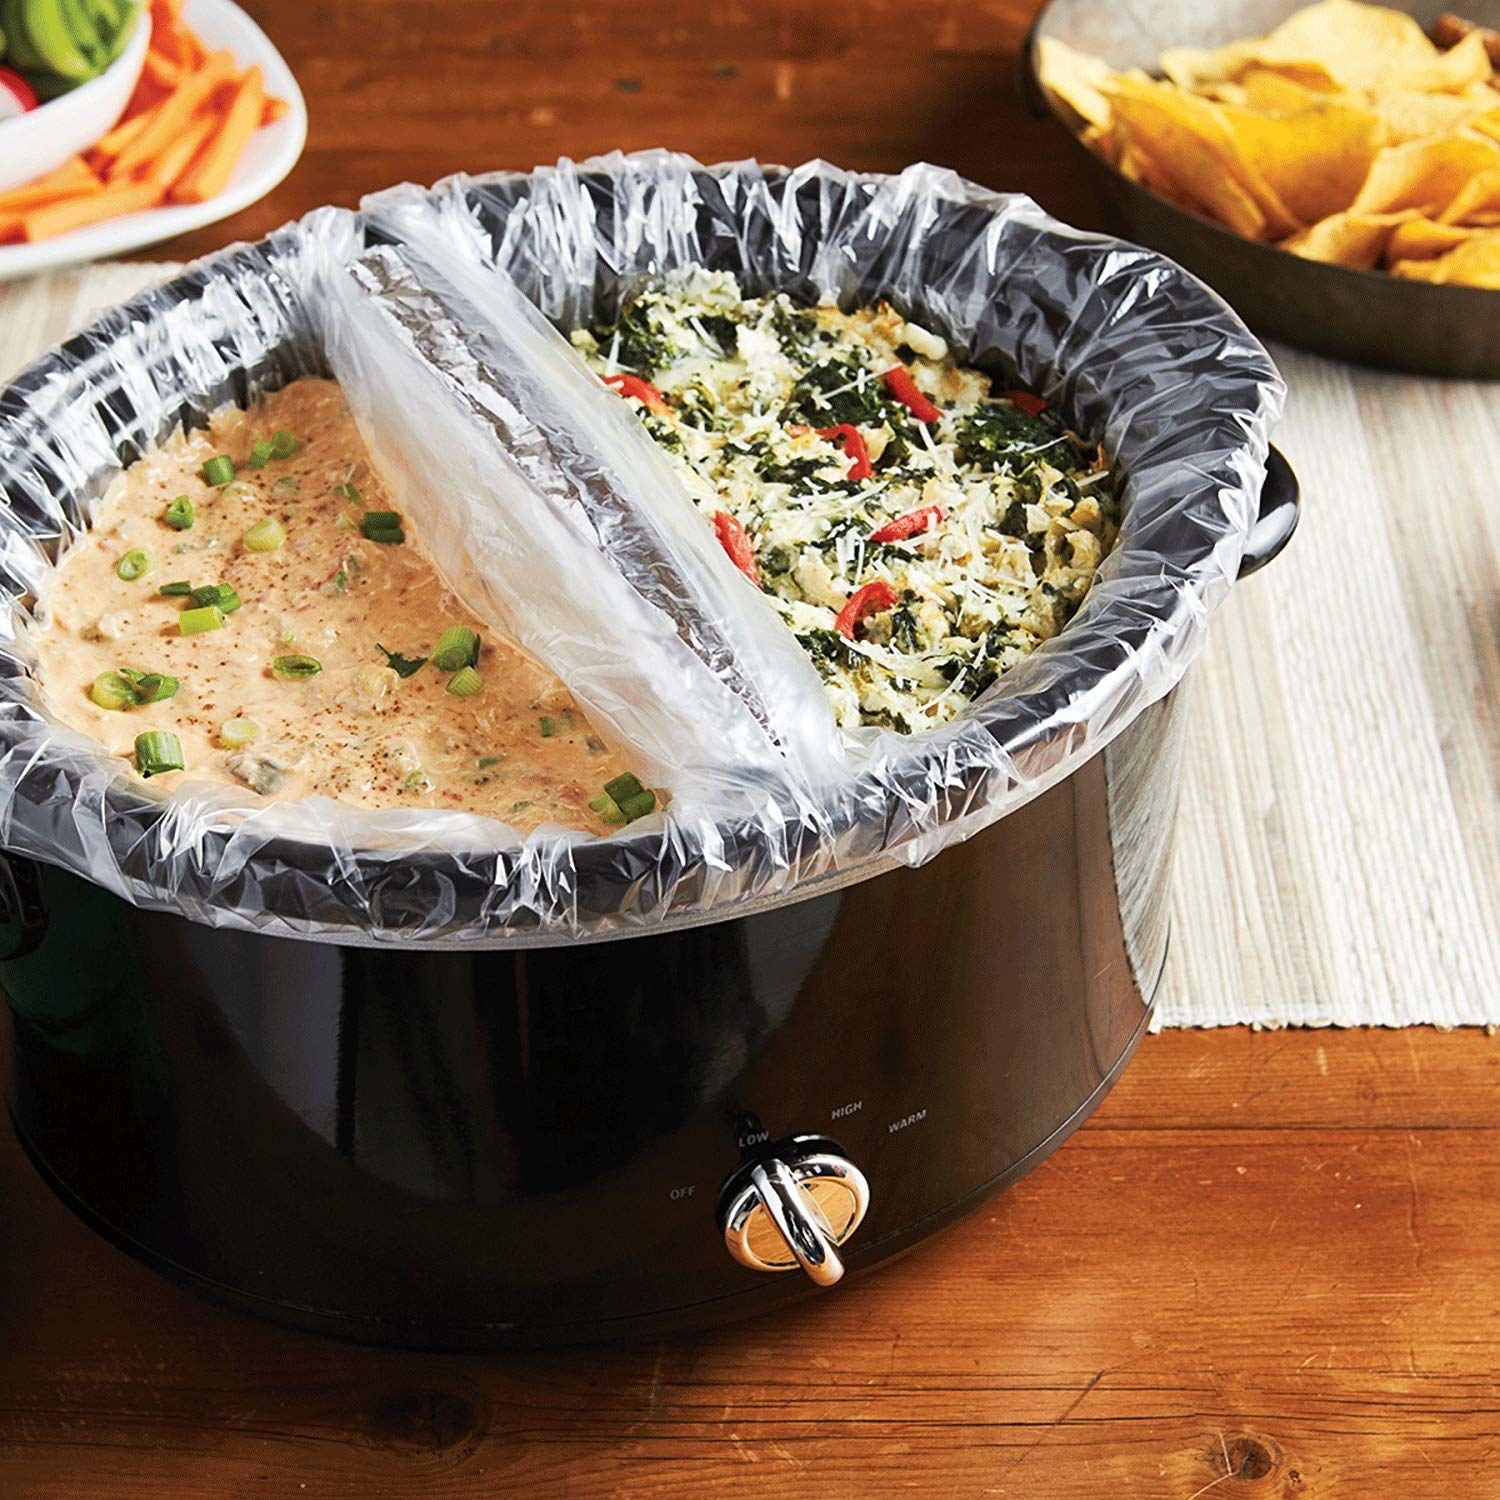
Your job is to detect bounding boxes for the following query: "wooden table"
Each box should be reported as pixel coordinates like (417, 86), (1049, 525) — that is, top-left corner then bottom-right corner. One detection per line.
(2, 1029), (1496, 1497)
(166, 0), (1111, 262)
(1, 2), (1497, 1495)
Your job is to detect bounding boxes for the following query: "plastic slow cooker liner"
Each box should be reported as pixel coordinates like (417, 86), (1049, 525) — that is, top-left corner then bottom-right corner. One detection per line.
(0, 153), (1283, 944)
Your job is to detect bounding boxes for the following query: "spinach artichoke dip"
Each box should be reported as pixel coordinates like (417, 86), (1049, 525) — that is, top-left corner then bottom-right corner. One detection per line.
(573, 271), (1119, 732)
(31, 380), (655, 832)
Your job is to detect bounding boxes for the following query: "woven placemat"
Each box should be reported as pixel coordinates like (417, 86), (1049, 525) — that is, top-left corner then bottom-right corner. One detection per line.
(2, 262), (1496, 1027)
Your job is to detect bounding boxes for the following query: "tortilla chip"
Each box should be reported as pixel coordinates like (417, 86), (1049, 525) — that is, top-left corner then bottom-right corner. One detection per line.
(1367, 87), (1499, 144)
(1220, 100), (1381, 224)
(1283, 209), (1415, 267)
(1384, 217), (1480, 261)
(1249, 0), (1456, 93)
(1040, 4), (1500, 288)
(1440, 165), (1500, 225)
(1128, 130), (1269, 237)
(1199, 81), (1251, 107)
(1102, 76), (1300, 237)
(1115, 141), (1205, 214)
(1158, 40), (1262, 92)
(1390, 230), (1500, 286)
(1392, 31), (1493, 94)
(1235, 67), (1331, 111)
(1036, 37), (1116, 131)
(1350, 134), (1500, 215)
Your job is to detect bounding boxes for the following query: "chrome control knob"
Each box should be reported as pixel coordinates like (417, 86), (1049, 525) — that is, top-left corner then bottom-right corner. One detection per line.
(720, 1140), (870, 1287)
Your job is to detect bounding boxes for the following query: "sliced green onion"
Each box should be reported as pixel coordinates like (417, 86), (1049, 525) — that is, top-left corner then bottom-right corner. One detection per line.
(270, 429), (298, 458)
(201, 455), (236, 486)
(135, 730), (184, 778)
(604, 772), (645, 804)
(248, 439), (275, 469)
(179, 605), (226, 635)
(158, 580), (194, 597)
(219, 718), (262, 750)
(539, 715), (557, 738)
(431, 627), (480, 672)
(164, 496), (195, 530)
(589, 792), (627, 825)
(120, 668), (179, 703)
(446, 666), (483, 698)
(91, 671), (139, 711)
(361, 510), (405, 544)
(332, 481), (361, 503)
(116, 548), (155, 581)
(243, 518), (286, 553)
(272, 654), (322, 679)
(511, 800), (532, 814)
(619, 788), (657, 821)
(478, 756), (503, 769)
(190, 582), (242, 613)
(404, 769), (434, 793)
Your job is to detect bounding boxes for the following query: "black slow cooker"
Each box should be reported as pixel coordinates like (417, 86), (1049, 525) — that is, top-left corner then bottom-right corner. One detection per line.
(0, 157), (1294, 1346)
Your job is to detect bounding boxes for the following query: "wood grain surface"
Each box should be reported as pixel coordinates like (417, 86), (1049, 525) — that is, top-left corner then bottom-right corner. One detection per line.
(0, 3), (1497, 1495)
(167, 0), (1103, 264)
(1, 1025), (1496, 1498)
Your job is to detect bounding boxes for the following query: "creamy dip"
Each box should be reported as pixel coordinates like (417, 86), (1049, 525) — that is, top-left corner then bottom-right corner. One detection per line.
(31, 379), (644, 833)
(574, 271), (1120, 733)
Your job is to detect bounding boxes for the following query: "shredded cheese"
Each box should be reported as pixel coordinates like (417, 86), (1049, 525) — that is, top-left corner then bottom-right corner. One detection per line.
(572, 271), (1119, 733)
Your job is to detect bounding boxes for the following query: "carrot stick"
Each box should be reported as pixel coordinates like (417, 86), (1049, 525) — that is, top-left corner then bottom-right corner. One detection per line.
(141, 50), (182, 91)
(120, 71), (170, 119)
(262, 95), (289, 125)
(91, 104), (160, 165)
(21, 179), (164, 242)
(145, 112), (217, 190)
(0, 157), (101, 214)
(111, 50), (236, 179)
(149, 0), (190, 64)
(171, 66), (265, 204)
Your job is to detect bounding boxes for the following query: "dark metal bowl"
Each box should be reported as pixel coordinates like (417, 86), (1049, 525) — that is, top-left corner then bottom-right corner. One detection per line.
(1025, 0), (1500, 378)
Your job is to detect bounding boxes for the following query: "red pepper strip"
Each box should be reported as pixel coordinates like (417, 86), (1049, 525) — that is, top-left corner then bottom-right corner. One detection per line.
(835, 580), (899, 640)
(815, 423), (873, 481)
(882, 365), (943, 424)
(713, 511), (761, 587)
(1001, 388), (1048, 417)
(869, 504), (945, 544)
(603, 373), (670, 414)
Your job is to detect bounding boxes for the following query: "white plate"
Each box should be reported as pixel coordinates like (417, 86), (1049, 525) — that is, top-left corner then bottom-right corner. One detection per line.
(0, 0), (306, 282)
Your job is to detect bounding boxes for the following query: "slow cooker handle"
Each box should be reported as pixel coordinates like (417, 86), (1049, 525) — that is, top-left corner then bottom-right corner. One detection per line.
(1240, 446), (1300, 579)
